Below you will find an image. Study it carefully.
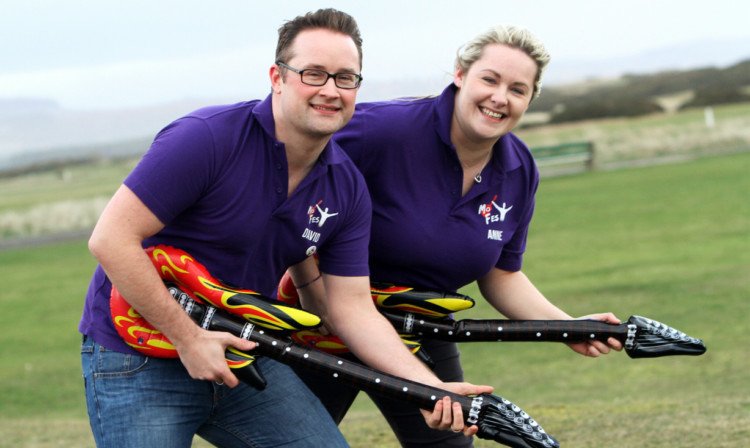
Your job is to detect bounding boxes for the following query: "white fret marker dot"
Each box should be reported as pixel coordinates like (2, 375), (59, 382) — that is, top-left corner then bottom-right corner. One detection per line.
(431, 395), (437, 400)
(536, 332), (542, 337)
(333, 373), (339, 378)
(375, 378), (381, 383)
(563, 333), (568, 338)
(590, 334), (595, 338)
(285, 347), (291, 352)
(498, 326), (503, 331)
(403, 387), (408, 392)
(337, 360), (343, 365)
(271, 341), (277, 346)
(304, 354), (309, 358)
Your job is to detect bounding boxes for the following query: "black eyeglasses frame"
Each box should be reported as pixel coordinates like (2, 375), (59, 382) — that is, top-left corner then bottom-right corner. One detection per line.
(276, 61), (363, 89)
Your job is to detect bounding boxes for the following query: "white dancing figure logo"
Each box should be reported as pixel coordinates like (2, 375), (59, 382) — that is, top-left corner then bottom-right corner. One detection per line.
(302, 200), (339, 248)
(478, 194), (513, 224)
(307, 200), (339, 228)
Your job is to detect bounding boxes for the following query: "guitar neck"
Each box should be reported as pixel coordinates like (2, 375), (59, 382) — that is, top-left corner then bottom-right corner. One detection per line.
(385, 312), (630, 343)
(259, 330), (470, 410)
(171, 286), (562, 447)
(179, 295), (470, 411)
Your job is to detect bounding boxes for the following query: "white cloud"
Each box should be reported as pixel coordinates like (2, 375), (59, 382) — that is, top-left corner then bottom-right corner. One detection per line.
(2, 47), (272, 109)
(3, 0), (750, 109)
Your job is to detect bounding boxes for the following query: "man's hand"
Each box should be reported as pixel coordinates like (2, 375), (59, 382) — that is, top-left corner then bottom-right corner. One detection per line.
(419, 382), (494, 436)
(174, 328), (256, 387)
(567, 312), (624, 357)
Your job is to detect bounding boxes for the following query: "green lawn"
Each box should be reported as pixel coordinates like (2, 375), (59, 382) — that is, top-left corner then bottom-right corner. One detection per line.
(1, 152), (748, 447)
(338, 152), (749, 447)
(0, 158), (137, 212)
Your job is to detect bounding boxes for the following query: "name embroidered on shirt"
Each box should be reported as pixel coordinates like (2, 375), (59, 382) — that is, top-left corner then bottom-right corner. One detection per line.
(302, 228), (321, 243)
(487, 229), (503, 241)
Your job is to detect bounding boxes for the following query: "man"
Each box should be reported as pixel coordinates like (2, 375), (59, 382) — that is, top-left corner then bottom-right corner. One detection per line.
(80, 8), (487, 448)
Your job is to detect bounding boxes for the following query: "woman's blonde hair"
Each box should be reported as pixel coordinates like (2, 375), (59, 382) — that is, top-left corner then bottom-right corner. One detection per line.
(455, 25), (551, 100)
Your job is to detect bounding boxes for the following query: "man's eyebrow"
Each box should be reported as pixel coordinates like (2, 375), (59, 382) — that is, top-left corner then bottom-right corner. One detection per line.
(304, 63), (360, 73)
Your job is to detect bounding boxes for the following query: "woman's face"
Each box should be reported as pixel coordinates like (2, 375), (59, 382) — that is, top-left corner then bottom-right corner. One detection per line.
(452, 44), (537, 147)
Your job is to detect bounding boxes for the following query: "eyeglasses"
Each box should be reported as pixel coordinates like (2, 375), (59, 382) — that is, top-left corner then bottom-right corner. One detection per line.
(276, 61), (363, 89)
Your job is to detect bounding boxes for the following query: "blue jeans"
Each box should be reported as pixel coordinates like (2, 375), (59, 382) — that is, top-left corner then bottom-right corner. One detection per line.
(81, 335), (349, 448)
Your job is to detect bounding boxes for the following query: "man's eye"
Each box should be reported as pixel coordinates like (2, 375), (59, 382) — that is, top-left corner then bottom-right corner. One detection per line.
(305, 71), (325, 80)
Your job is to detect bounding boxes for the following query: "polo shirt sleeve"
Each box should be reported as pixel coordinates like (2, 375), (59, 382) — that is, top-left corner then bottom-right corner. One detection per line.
(316, 174), (372, 278)
(495, 160), (540, 272)
(124, 117), (216, 225)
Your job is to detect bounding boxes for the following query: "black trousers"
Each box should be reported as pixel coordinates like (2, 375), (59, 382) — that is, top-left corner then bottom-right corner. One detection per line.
(294, 339), (473, 448)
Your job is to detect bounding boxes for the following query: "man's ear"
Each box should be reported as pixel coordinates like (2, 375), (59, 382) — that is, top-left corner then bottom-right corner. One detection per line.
(270, 64), (283, 94)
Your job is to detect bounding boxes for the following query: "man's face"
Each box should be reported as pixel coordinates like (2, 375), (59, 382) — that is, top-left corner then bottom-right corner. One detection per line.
(272, 28), (361, 141)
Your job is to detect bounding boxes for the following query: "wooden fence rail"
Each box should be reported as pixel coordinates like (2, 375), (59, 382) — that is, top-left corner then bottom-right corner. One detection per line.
(531, 141), (594, 174)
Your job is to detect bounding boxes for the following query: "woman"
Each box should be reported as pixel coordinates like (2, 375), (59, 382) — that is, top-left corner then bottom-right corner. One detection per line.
(288, 25), (622, 447)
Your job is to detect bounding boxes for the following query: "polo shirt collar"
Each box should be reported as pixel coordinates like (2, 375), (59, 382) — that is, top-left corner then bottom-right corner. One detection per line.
(252, 94), (347, 167)
(434, 83), (524, 174)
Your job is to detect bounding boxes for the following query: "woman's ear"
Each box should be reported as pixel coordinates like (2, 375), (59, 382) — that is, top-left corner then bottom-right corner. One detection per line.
(453, 67), (465, 89)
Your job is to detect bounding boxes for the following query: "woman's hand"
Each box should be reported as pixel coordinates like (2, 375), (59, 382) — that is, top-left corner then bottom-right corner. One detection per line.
(567, 312), (624, 357)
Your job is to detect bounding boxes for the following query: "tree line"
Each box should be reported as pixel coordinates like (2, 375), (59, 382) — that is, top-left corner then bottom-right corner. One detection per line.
(529, 59), (750, 124)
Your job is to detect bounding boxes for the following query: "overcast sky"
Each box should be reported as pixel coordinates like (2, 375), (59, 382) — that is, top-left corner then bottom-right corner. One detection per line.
(4, 0), (750, 110)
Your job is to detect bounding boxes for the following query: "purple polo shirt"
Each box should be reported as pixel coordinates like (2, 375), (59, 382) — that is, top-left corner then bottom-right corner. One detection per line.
(79, 96), (371, 354)
(333, 84), (538, 292)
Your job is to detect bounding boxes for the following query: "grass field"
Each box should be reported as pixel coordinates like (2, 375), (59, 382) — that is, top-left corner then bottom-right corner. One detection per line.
(0, 159), (137, 239)
(0, 152), (748, 447)
(3, 101), (750, 242)
(515, 102), (750, 163)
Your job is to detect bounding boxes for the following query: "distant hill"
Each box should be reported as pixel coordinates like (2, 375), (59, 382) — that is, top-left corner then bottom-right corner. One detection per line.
(544, 36), (750, 86)
(2, 36), (749, 173)
(527, 58), (750, 124)
(0, 98), (223, 172)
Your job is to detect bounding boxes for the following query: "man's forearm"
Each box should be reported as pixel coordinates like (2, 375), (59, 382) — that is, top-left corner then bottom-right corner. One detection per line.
(93, 237), (202, 348)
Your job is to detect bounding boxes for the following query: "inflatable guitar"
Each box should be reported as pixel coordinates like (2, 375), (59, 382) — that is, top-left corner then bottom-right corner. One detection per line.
(110, 245), (324, 389)
(279, 271), (477, 362)
(110, 245), (559, 448)
(278, 272), (707, 359)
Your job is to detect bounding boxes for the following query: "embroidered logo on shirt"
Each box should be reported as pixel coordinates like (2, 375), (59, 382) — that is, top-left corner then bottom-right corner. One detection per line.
(478, 195), (513, 225)
(301, 200), (339, 249)
(307, 200), (339, 228)
(479, 194), (512, 241)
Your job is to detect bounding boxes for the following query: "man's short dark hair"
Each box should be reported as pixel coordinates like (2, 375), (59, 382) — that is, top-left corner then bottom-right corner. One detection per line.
(276, 8), (363, 69)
